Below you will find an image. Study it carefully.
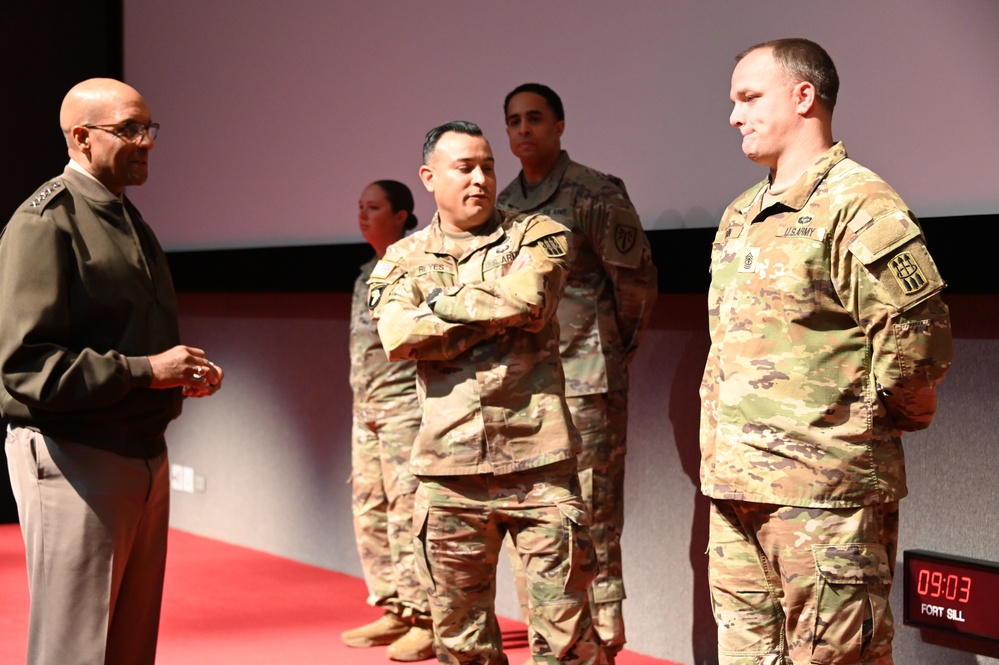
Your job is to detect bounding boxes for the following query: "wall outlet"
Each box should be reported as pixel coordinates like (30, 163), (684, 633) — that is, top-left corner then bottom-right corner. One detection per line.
(170, 463), (199, 493)
(181, 465), (195, 493)
(170, 464), (186, 491)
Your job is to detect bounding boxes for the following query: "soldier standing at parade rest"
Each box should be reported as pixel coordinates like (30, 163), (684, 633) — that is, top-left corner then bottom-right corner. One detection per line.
(700, 39), (952, 664)
(0, 78), (224, 665)
(368, 121), (603, 665)
(341, 180), (434, 661)
(497, 83), (658, 664)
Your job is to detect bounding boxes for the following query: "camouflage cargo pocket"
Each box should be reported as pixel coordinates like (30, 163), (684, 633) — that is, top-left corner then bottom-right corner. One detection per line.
(811, 543), (893, 664)
(412, 500), (435, 594)
(554, 497), (596, 597)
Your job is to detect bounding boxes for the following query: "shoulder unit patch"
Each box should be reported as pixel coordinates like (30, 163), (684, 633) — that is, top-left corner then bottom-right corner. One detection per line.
(888, 252), (928, 295)
(368, 285), (385, 309)
(614, 223), (636, 254)
(538, 234), (567, 258)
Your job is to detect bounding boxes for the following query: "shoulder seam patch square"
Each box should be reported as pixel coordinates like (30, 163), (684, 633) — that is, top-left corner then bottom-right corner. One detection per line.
(539, 235), (567, 257)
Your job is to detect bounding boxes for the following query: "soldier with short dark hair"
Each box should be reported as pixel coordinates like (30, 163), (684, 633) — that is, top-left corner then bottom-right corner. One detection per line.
(368, 121), (602, 665)
(497, 83), (658, 664)
(701, 38), (952, 664)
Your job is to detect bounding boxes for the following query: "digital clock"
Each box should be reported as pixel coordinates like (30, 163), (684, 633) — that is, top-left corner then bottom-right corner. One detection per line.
(903, 549), (999, 642)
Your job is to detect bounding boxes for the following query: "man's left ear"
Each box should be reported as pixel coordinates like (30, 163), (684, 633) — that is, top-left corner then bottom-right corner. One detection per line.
(69, 126), (91, 154)
(555, 119), (565, 140)
(795, 81), (817, 115)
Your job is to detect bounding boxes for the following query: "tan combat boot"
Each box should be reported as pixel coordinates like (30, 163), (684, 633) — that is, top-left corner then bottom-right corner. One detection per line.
(341, 612), (410, 648)
(386, 616), (435, 662)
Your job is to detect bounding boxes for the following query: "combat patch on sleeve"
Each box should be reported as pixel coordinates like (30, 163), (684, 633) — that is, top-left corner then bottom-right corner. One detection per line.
(875, 241), (946, 310)
(367, 285), (385, 309)
(601, 206), (645, 268)
(366, 258), (406, 310)
(888, 252), (929, 295)
(538, 234), (567, 258)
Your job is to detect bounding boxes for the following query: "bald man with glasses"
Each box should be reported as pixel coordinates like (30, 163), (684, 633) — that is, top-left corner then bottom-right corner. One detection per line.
(0, 78), (224, 665)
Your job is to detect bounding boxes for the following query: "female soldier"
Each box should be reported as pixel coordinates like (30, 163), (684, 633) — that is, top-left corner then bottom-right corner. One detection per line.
(342, 181), (433, 662)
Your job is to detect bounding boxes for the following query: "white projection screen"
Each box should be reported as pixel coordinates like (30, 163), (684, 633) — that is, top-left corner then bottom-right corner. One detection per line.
(124, 0), (999, 251)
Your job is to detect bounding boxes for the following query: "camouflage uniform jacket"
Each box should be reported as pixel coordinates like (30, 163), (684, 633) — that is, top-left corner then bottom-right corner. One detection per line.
(700, 143), (952, 508)
(350, 256), (418, 416)
(369, 210), (580, 476)
(497, 151), (658, 397)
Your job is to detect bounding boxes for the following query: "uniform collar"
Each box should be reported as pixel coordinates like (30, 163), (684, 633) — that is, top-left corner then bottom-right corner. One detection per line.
(734, 142), (849, 215)
(66, 159), (122, 202)
(426, 210), (505, 259)
(505, 150), (572, 209)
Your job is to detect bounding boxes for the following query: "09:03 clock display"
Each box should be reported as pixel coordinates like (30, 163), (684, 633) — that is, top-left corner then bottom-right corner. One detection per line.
(915, 566), (972, 603)
(903, 549), (999, 643)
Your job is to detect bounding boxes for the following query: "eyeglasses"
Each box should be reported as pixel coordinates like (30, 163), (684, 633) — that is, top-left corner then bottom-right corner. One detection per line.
(83, 121), (160, 142)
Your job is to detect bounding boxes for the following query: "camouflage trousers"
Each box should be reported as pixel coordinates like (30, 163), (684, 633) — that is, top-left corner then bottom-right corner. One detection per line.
(351, 404), (429, 618)
(414, 460), (603, 665)
(507, 390), (628, 657)
(707, 499), (899, 665)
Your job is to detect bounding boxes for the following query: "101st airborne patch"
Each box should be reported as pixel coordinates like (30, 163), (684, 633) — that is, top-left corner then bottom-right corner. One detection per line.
(889, 252), (928, 295)
(368, 286), (385, 309)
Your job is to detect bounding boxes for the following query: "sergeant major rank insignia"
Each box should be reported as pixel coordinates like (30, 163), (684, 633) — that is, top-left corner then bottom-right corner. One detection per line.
(738, 247), (761, 273)
(889, 252), (928, 295)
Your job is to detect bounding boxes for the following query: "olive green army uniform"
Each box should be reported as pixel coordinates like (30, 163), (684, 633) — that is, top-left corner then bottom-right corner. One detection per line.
(369, 210), (602, 665)
(498, 151), (658, 656)
(700, 143), (952, 664)
(1, 166), (182, 665)
(348, 257), (428, 620)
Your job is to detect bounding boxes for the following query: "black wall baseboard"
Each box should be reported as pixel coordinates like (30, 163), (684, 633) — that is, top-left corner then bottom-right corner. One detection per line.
(167, 214), (993, 295)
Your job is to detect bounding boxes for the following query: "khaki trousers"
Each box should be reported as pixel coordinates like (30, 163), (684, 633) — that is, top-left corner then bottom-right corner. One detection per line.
(6, 426), (170, 665)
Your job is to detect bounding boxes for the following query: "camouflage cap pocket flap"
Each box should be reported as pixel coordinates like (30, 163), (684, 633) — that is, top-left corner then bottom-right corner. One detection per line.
(813, 543), (891, 585)
(554, 495), (589, 527)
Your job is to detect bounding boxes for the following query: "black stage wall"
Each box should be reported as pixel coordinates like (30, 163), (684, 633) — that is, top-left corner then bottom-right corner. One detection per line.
(0, 0), (123, 523)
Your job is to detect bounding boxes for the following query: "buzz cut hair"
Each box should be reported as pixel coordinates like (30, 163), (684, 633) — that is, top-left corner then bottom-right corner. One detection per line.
(422, 120), (483, 165)
(738, 38), (840, 112)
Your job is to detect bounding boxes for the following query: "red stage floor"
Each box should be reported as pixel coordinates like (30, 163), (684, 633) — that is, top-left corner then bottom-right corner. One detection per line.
(0, 524), (678, 664)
